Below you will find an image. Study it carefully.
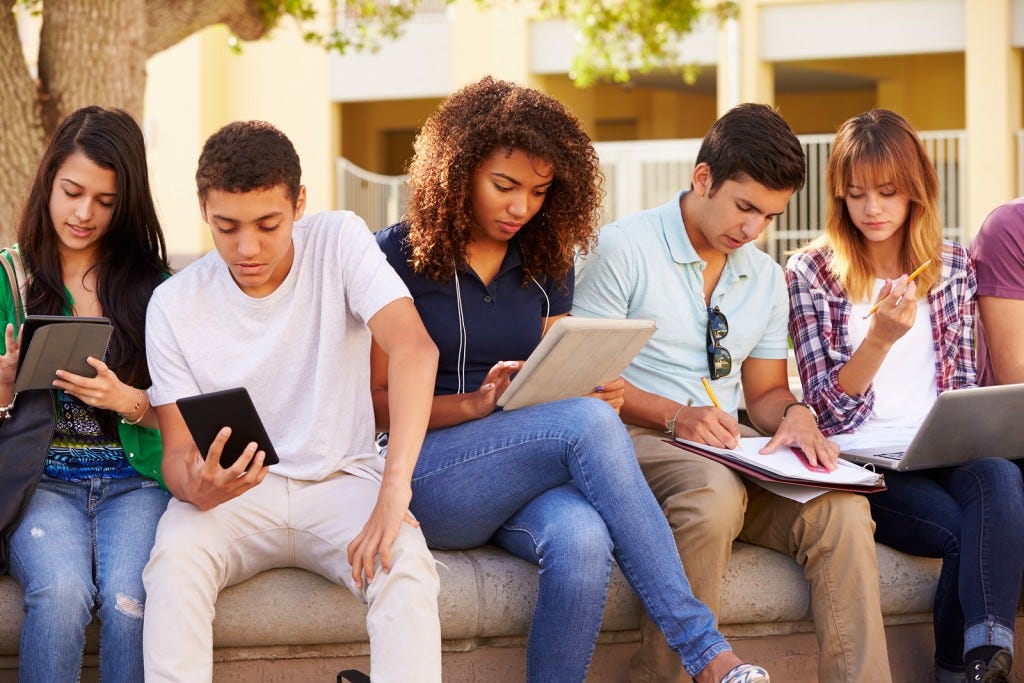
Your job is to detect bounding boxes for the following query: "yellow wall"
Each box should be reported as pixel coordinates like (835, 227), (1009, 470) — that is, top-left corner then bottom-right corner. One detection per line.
(145, 22), (334, 262)
(776, 88), (876, 134)
(784, 53), (966, 131)
(540, 77), (718, 141)
(340, 98), (443, 173)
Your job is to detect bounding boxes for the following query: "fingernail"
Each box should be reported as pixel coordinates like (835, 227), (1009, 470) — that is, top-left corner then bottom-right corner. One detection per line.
(595, 385), (605, 392)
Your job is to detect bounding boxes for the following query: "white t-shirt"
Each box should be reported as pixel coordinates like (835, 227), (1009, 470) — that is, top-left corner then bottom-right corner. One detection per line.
(146, 210), (410, 481)
(846, 278), (938, 443)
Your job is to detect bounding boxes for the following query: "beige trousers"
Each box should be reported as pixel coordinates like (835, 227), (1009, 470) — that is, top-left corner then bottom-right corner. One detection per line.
(627, 427), (891, 683)
(142, 471), (442, 683)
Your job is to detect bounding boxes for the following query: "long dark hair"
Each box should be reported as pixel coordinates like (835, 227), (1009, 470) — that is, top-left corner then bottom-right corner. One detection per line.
(16, 106), (169, 388)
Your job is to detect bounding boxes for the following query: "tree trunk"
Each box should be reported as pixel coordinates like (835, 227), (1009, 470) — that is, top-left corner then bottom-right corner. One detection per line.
(39, 0), (148, 126)
(0, 1), (46, 241)
(0, 0), (271, 245)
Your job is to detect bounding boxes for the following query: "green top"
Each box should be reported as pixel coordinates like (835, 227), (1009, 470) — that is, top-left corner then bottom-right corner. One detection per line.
(0, 247), (165, 488)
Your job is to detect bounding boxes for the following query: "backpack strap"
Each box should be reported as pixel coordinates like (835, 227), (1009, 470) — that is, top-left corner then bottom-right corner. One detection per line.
(0, 248), (28, 328)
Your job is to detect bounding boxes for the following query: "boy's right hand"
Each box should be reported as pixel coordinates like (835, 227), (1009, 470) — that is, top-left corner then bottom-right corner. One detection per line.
(183, 427), (270, 510)
(671, 406), (741, 449)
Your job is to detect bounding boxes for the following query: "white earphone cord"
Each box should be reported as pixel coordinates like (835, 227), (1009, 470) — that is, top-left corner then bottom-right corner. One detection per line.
(452, 262), (551, 395)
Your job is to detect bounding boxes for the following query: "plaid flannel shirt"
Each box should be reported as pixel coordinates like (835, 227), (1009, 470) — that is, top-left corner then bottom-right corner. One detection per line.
(785, 241), (977, 437)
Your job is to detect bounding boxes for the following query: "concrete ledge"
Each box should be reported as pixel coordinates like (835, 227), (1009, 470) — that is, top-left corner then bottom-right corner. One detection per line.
(1, 541), (1019, 681)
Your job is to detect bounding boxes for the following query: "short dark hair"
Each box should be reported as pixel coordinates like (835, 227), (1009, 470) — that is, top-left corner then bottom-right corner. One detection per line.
(695, 103), (806, 194)
(195, 120), (301, 204)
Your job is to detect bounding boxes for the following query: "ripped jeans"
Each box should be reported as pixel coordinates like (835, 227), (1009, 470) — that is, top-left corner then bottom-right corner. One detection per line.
(9, 475), (169, 683)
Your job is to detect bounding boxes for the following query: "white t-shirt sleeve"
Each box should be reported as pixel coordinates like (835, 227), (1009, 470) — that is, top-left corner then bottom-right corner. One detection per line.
(145, 285), (201, 407)
(336, 214), (411, 326)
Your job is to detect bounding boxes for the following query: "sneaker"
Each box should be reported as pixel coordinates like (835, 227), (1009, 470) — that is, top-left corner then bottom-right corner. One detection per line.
(720, 663), (770, 683)
(337, 671), (371, 683)
(965, 649), (1012, 682)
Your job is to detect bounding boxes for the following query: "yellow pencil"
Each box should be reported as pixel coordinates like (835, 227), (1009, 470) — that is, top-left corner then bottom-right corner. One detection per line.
(700, 376), (722, 409)
(863, 258), (933, 319)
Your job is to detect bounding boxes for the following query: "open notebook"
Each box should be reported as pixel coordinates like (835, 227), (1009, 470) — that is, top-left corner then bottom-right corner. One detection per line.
(670, 437), (885, 496)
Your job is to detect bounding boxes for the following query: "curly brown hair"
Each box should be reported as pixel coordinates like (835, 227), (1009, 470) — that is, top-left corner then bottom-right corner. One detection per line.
(405, 76), (603, 283)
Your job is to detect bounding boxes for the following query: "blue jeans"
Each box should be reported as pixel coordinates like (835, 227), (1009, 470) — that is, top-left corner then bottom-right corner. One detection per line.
(410, 398), (728, 682)
(867, 457), (1024, 673)
(9, 475), (170, 683)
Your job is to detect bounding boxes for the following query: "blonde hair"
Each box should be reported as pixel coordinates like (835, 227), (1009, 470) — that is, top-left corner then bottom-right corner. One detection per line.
(805, 109), (942, 301)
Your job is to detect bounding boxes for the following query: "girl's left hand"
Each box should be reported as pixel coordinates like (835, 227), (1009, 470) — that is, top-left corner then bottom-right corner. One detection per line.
(0, 324), (20, 387)
(587, 377), (625, 413)
(53, 356), (137, 415)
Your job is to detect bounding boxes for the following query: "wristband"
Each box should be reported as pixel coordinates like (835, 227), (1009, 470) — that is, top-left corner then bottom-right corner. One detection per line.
(782, 401), (818, 424)
(664, 399), (693, 436)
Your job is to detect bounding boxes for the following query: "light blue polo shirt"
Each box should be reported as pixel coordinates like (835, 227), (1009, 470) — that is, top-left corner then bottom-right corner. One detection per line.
(572, 191), (790, 417)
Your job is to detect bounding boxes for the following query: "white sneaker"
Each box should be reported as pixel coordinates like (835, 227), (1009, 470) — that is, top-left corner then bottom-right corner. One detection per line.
(720, 663), (770, 683)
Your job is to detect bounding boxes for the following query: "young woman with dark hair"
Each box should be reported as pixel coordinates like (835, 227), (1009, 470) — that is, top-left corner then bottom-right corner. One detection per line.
(0, 105), (171, 681)
(371, 77), (770, 683)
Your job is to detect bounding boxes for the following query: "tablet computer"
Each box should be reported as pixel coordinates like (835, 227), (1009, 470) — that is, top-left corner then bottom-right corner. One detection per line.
(14, 315), (113, 393)
(497, 317), (656, 411)
(176, 387), (280, 468)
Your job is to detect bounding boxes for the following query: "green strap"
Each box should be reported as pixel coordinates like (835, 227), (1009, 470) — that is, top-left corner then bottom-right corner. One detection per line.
(0, 248), (27, 327)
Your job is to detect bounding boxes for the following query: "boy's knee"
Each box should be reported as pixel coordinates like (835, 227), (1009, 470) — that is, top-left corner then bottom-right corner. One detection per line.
(801, 492), (875, 543)
(385, 527), (441, 588)
(662, 483), (745, 546)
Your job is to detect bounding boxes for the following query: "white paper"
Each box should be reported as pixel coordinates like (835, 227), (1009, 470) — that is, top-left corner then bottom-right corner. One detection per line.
(674, 436), (882, 487)
(751, 479), (829, 503)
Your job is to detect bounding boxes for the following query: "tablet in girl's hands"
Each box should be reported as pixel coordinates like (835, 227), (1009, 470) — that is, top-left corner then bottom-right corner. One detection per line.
(175, 387), (280, 469)
(14, 315), (112, 392)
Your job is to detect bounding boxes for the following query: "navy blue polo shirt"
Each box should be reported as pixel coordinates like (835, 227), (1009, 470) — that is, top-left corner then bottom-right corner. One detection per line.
(376, 222), (573, 396)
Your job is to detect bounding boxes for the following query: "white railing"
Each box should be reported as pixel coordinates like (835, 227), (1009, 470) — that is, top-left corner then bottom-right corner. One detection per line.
(337, 130), (969, 261)
(336, 158), (409, 231)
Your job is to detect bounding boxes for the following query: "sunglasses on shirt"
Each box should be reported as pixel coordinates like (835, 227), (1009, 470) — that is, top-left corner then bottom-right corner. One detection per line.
(706, 306), (731, 380)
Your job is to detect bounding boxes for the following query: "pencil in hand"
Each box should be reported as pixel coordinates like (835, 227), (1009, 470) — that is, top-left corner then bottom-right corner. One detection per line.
(700, 376), (722, 409)
(862, 258), (933, 319)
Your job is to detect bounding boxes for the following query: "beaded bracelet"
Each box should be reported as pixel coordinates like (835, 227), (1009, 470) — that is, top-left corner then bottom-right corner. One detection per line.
(120, 390), (148, 426)
(664, 399), (694, 436)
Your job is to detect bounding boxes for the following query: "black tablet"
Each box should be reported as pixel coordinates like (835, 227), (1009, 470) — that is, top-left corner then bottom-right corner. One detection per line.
(175, 387), (280, 468)
(14, 315), (112, 393)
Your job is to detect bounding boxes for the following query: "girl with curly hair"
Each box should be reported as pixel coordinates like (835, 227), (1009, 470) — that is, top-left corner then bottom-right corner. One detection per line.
(372, 77), (769, 683)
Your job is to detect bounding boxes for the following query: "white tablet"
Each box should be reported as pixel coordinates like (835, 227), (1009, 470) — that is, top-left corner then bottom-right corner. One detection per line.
(497, 317), (656, 411)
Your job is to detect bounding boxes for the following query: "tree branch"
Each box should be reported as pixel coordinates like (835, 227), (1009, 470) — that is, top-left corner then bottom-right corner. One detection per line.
(145, 0), (270, 57)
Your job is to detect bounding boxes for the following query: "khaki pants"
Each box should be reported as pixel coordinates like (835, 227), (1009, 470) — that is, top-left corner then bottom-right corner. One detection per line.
(142, 471), (442, 683)
(628, 427), (891, 683)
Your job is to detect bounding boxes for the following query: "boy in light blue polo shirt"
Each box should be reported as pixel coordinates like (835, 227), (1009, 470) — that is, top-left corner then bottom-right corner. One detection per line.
(573, 104), (890, 683)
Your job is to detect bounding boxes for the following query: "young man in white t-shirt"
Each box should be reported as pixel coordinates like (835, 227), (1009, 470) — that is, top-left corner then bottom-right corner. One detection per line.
(141, 121), (442, 683)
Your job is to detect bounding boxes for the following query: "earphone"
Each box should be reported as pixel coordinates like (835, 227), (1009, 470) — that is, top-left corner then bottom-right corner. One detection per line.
(452, 261), (550, 395)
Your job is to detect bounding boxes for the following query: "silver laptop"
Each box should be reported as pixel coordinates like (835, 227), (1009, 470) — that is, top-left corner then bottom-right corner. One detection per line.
(839, 384), (1024, 471)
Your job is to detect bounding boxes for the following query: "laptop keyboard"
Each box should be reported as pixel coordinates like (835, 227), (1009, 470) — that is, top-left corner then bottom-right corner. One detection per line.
(873, 451), (905, 460)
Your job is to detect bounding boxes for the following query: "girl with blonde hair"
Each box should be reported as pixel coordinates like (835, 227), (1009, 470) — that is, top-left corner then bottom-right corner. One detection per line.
(787, 109), (1024, 682)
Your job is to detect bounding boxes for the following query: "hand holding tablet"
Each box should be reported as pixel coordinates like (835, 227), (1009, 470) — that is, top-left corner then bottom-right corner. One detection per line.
(497, 317), (656, 411)
(13, 315), (113, 393)
(176, 387), (280, 468)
